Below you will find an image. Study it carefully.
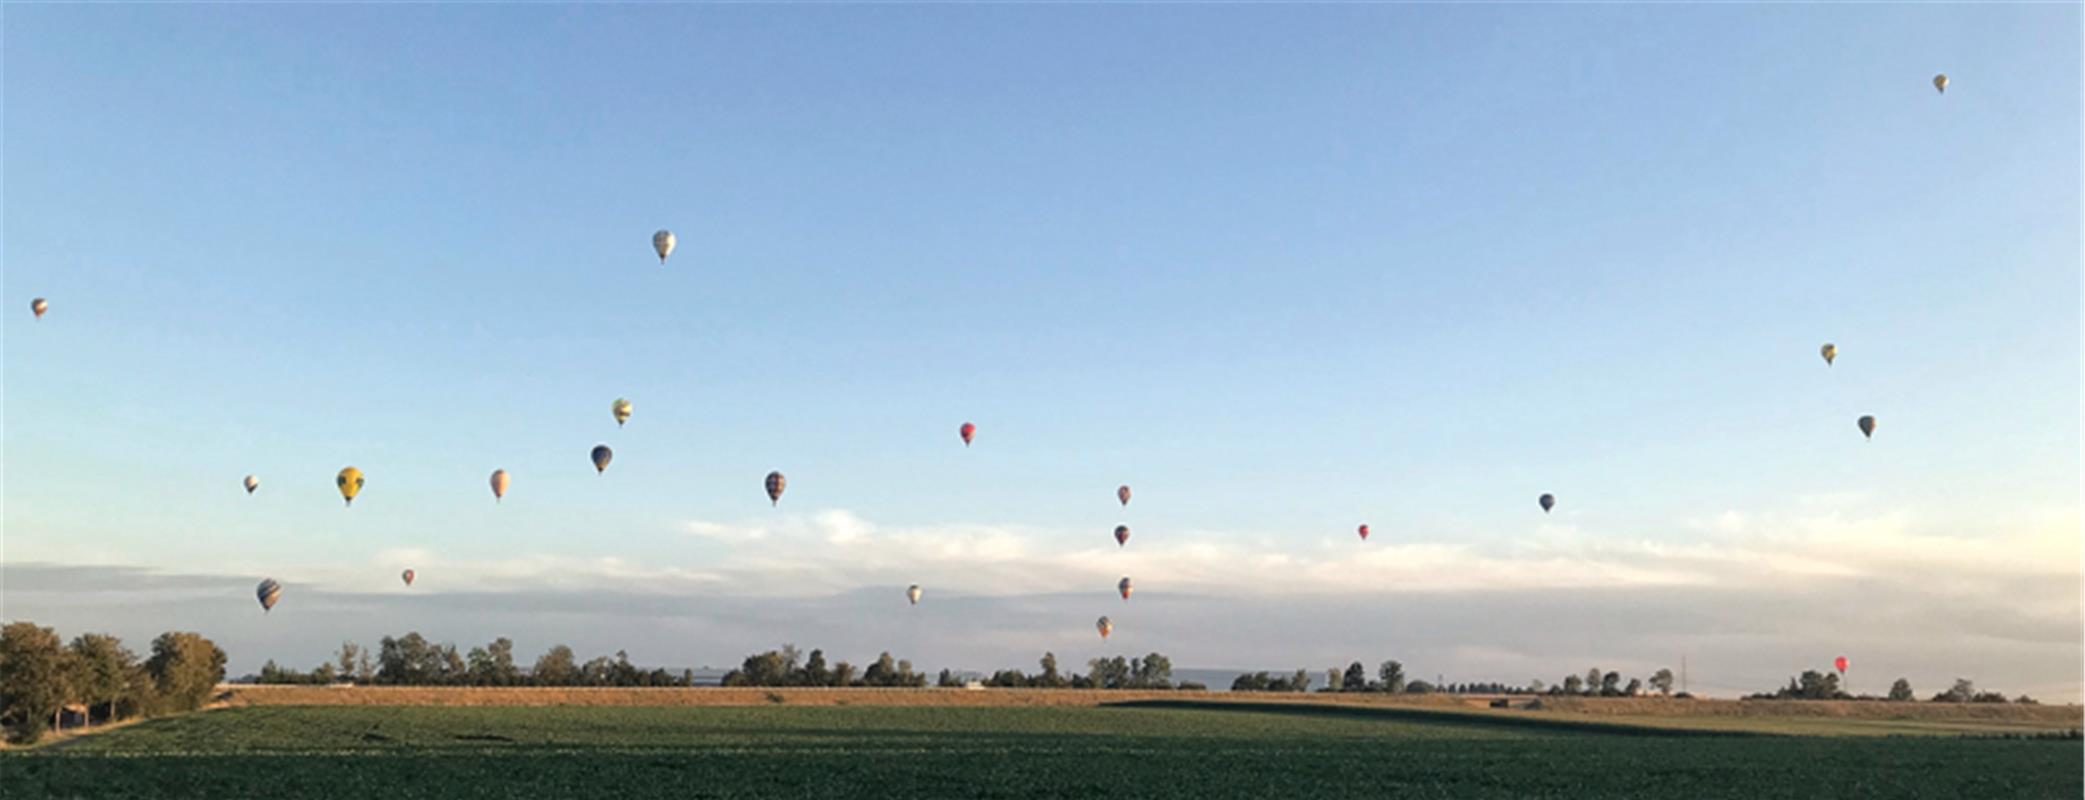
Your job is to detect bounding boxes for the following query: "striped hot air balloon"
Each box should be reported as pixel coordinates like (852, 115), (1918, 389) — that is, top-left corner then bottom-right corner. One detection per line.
(256, 579), (282, 613)
(1118, 577), (1133, 601)
(1096, 616), (1113, 640)
(766, 471), (786, 506)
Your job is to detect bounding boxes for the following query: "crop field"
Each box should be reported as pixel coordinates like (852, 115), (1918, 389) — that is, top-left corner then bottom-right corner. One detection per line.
(7, 702), (2080, 799)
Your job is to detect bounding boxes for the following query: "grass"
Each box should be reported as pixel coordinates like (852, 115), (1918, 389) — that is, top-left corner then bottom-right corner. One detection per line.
(5, 704), (2080, 799)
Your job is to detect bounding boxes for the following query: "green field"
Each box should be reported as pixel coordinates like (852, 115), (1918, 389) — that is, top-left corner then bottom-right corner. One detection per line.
(6, 703), (2079, 799)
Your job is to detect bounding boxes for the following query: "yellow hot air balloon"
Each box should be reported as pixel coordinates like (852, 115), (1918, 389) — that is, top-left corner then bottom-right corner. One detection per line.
(907, 584), (922, 605)
(612, 398), (633, 428)
(1933, 74), (1948, 94)
(1820, 343), (1837, 366)
(653, 230), (676, 264)
(30, 298), (49, 320)
(336, 467), (365, 506)
(489, 469), (510, 502)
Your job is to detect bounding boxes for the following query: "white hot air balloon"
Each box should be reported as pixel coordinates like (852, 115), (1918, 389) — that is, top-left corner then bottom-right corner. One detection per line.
(907, 584), (922, 605)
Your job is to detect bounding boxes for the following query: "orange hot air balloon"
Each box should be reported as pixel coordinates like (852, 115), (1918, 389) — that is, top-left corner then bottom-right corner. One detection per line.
(1834, 656), (1848, 675)
(489, 469), (510, 502)
(765, 471), (786, 506)
(1096, 616), (1113, 639)
(30, 298), (48, 319)
(401, 569), (415, 587)
(1118, 577), (1133, 601)
(1114, 525), (1130, 547)
(1117, 485), (1132, 506)
(1858, 415), (1876, 439)
(959, 422), (976, 447)
(1358, 524), (1370, 541)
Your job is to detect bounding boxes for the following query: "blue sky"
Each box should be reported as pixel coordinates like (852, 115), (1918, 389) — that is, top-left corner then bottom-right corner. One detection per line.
(5, 6), (2079, 698)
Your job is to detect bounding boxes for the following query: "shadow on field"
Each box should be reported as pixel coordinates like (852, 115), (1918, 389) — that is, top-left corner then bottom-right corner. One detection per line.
(1103, 700), (1758, 738)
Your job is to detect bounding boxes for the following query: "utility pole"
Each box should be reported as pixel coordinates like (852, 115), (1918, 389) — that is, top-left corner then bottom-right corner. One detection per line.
(1681, 655), (1689, 696)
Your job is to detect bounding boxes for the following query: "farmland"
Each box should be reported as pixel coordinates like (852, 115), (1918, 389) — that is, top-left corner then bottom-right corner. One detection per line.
(6, 695), (2080, 799)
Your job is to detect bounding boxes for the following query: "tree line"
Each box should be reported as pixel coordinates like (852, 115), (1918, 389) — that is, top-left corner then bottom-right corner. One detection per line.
(1744, 671), (2038, 704)
(723, 646), (1195, 690)
(0, 621), (227, 744)
(250, 633), (700, 687)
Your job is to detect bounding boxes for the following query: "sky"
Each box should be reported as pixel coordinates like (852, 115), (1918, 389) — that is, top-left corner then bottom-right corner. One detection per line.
(3, 5), (2079, 700)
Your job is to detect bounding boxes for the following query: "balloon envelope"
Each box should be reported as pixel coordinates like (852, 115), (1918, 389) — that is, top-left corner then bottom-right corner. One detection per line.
(1834, 656), (1849, 674)
(907, 584), (922, 605)
(1858, 416), (1876, 439)
(401, 569), (415, 587)
(612, 398), (633, 428)
(256, 579), (281, 612)
(766, 471), (787, 506)
(490, 469), (510, 501)
(1118, 577), (1133, 600)
(1096, 616), (1113, 639)
(1358, 524), (1370, 541)
(1118, 485), (1132, 506)
(1933, 74), (1948, 93)
(1821, 343), (1837, 366)
(337, 467), (364, 506)
(30, 298), (48, 319)
(592, 445), (613, 474)
(1114, 525), (1130, 547)
(244, 475), (259, 495)
(653, 230), (676, 263)
(959, 422), (976, 447)
(1539, 493), (1555, 513)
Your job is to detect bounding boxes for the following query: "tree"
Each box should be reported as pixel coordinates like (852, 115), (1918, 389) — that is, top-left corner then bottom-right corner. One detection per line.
(1584, 669), (1602, 696)
(1888, 678), (1914, 702)
(1342, 662), (1369, 693)
(1622, 678), (1642, 697)
(1379, 661), (1405, 694)
(1039, 652), (1066, 688)
(937, 668), (959, 688)
(863, 652), (900, 687)
(1131, 653), (1172, 689)
(1932, 678), (1975, 703)
(803, 649), (831, 687)
(533, 645), (579, 685)
(1648, 668), (1675, 696)
(336, 642), (362, 683)
(486, 638), (518, 685)
(1528, 679), (1545, 695)
(1561, 675), (1584, 695)
(1325, 668), (1344, 692)
(1600, 671), (1622, 697)
(1291, 669), (1311, 693)
(1404, 680), (1435, 694)
(830, 661), (856, 687)
(0, 622), (73, 742)
(144, 631), (225, 714)
(68, 634), (139, 724)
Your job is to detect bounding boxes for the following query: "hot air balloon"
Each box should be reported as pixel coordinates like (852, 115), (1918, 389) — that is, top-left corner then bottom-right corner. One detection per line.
(489, 469), (510, 502)
(1118, 577), (1133, 601)
(30, 298), (48, 320)
(1117, 485), (1132, 506)
(1821, 343), (1837, 366)
(765, 471), (786, 506)
(1858, 415), (1876, 439)
(959, 422), (976, 447)
(1357, 524), (1370, 541)
(243, 475), (260, 495)
(1834, 655), (1848, 676)
(591, 445), (613, 474)
(907, 584), (922, 605)
(1933, 74), (1948, 94)
(612, 398), (633, 428)
(1096, 616), (1113, 639)
(337, 467), (364, 506)
(653, 230), (676, 263)
(1114, 525), (1130, 547)
(401, 569), (416, 587)
(1539, 494), (1555, 514)
(256, 579), (281, 613)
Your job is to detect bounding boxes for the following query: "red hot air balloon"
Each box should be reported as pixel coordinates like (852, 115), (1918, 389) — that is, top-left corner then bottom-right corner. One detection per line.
(1114, 525), (1130, 547)
(959, 422), (976, 447)
(1358, 524), (1370, 541)
(1834, 656), (1848, 676)
(401, 569), (415, 587)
